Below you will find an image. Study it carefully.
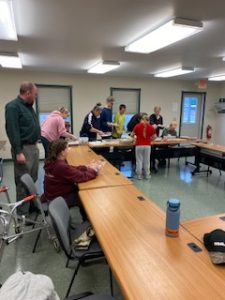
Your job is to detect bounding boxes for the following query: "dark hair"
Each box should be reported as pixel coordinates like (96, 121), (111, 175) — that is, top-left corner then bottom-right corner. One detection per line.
(119, 104), (126, 110)
(93, 102), (103, 111)
(19, 82), (36, 95)
(47, 139), (68, 161)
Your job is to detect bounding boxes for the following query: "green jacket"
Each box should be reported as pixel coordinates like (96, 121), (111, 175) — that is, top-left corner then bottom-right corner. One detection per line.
(161, 128), (177, 138)
(5, 96), (40, 154)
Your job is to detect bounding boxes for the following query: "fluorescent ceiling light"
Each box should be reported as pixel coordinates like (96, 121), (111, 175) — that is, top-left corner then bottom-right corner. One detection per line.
(88, 61), (120, 74)
(154, 67), (194, 78)
(0, 0), (17, 40)
(125, 18), (203, 54)
(208, 75), (225, 81)
(0, 54), (22, 68)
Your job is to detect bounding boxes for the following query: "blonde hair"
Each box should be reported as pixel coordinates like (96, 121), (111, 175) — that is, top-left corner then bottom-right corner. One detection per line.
(59, 107), (69, 114)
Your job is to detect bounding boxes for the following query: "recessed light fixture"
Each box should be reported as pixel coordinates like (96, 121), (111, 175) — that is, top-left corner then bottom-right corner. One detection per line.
(154, 67), (195, 78)
(208, 75), (225, 81)
(0, 54), (22, 68)
(87, 61), (120, 74)
(0, 0), (17, 40)
(125, 18), (203, 54)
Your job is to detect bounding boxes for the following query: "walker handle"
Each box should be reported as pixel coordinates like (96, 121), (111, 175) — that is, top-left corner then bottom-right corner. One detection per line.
(22, 194), (36, 202)
(0, 186), (8, 193)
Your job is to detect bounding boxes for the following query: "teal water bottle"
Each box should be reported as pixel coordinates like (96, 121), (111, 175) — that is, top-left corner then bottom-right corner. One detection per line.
(165, 198), (180, 237)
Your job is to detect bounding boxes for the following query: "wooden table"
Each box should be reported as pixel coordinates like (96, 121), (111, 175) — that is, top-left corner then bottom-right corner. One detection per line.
(89, 139), (134, 148)
(182, 213), (225, 243)
(192, 142), (225, 156)
(79, 185), (225, 300)
(67, 145), (132, 190)
(191, 142), (225, 175)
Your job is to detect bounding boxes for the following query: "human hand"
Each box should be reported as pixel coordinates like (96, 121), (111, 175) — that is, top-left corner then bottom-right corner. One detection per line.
(88, 160), (105, 173)
(16, 153), (26, 164)
(98, 131), (105, 136)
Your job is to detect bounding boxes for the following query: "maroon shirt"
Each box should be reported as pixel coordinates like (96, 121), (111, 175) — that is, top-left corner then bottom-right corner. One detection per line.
(42, 159), (97, 205)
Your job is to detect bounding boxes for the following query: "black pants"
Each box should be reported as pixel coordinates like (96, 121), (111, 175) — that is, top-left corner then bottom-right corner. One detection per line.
(41, 136), (50, 159)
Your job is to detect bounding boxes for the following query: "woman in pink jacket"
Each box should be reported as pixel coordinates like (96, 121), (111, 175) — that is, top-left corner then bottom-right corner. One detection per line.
(41, 107), (77, 158)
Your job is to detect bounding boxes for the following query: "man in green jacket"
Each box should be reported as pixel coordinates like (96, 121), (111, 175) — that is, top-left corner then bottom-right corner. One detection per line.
(5, 82), (40, 216)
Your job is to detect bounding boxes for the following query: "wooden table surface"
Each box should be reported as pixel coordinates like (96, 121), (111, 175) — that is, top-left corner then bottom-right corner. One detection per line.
(182, 213), (225, 243)
(89, 139), (134, 148)
(192, 142), (225, 154)
(67, 145), (132, 190)
(79, 185), (225, 300)
(152, 138), (193, 146)
(88, 138), (193, 148)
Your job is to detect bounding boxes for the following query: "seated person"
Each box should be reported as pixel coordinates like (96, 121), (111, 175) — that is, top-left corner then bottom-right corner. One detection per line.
(80, 103), (104, 141)
(161, 121), (177, 138)
(41, 139), (103, 220)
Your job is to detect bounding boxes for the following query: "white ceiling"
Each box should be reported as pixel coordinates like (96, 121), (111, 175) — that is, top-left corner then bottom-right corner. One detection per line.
(1, 0), (225, 79)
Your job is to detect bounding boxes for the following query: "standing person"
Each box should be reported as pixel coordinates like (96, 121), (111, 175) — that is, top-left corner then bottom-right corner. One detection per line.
(80, 103), (104, 141)
(100, 96), (118, 133)
(131, 114), (156, 180)
(112, 104), (126, 138)
(149, 106), (164, 137)
(5, 82), (40, 216)
(127, 112), (148, 133)
(41, 139), (104, 220)
(41, 107), (77, 158)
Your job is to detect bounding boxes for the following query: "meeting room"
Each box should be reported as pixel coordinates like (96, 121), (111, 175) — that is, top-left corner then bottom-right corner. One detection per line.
(1, 0), (225, 299)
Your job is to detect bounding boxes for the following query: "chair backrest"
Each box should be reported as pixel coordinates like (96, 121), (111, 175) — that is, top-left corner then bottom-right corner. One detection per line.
(20, 173), (37, 195)
(48, 197), (71, 256)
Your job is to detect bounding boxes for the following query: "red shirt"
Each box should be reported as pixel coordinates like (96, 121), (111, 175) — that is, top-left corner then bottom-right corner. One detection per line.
(133, 123), (156, 146)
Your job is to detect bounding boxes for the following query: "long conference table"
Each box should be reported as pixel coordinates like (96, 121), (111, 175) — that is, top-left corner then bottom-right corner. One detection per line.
(67, 145), (132, 190)
(79, 185), (225, 299)
(67, 143), (225, 299)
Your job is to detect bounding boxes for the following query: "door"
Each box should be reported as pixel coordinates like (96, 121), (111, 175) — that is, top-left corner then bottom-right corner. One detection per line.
(179, 92), (206, 138)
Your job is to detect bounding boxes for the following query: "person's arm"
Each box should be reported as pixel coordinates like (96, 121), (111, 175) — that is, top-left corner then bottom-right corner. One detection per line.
(57, 118), (77, 140)
(5, 105), (22, 154)
(64, 164), (98, 183)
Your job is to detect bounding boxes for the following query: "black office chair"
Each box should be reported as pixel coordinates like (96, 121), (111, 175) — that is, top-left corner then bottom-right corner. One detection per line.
(48, 197), (112, 298)
(20, 173), (60, 253)
(65, 293), (114, 300)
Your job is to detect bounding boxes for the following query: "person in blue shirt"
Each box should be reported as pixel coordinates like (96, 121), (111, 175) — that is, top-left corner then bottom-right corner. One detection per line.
(80, 103), (104, 141)
(100, 96), (118, 133)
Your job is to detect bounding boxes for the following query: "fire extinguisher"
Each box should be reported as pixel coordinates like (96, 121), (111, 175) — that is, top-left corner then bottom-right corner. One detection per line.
(206, 125), (212, 140)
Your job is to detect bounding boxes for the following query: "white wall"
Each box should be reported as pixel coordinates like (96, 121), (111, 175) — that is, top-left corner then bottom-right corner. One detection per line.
(213, 83), (225, 146)
(0, 69), (221, 158)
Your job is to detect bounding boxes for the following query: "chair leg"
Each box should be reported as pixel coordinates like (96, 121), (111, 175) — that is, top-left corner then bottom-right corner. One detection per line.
(65, 260), (82, 298)
(109, 268), (114, 296)
(32, 229), (42, 253)
(32, 212), (39, 229)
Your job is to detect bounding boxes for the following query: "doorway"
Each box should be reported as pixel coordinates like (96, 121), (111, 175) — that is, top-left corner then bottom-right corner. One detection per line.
(179, 92), (206, 138)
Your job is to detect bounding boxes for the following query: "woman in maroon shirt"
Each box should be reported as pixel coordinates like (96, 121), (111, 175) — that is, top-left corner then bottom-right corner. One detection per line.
(42, 139), (102, 220)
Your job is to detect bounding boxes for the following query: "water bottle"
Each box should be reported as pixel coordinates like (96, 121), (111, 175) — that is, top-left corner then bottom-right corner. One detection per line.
(165, 198), (180, 237)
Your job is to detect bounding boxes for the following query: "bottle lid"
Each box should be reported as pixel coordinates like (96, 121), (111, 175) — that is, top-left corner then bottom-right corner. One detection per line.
(168, 198), (180, 208)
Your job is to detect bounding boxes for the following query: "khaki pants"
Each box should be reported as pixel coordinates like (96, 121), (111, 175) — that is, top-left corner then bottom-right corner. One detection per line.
(11, 144), (39, 215)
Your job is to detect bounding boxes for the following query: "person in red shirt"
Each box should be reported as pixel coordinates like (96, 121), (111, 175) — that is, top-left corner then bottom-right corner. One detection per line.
(131, 114), (156, 180)
(41, 139), (103, 220)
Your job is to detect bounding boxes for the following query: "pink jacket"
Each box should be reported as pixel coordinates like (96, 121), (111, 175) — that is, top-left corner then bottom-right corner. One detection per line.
(41, 111), (70, 141)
